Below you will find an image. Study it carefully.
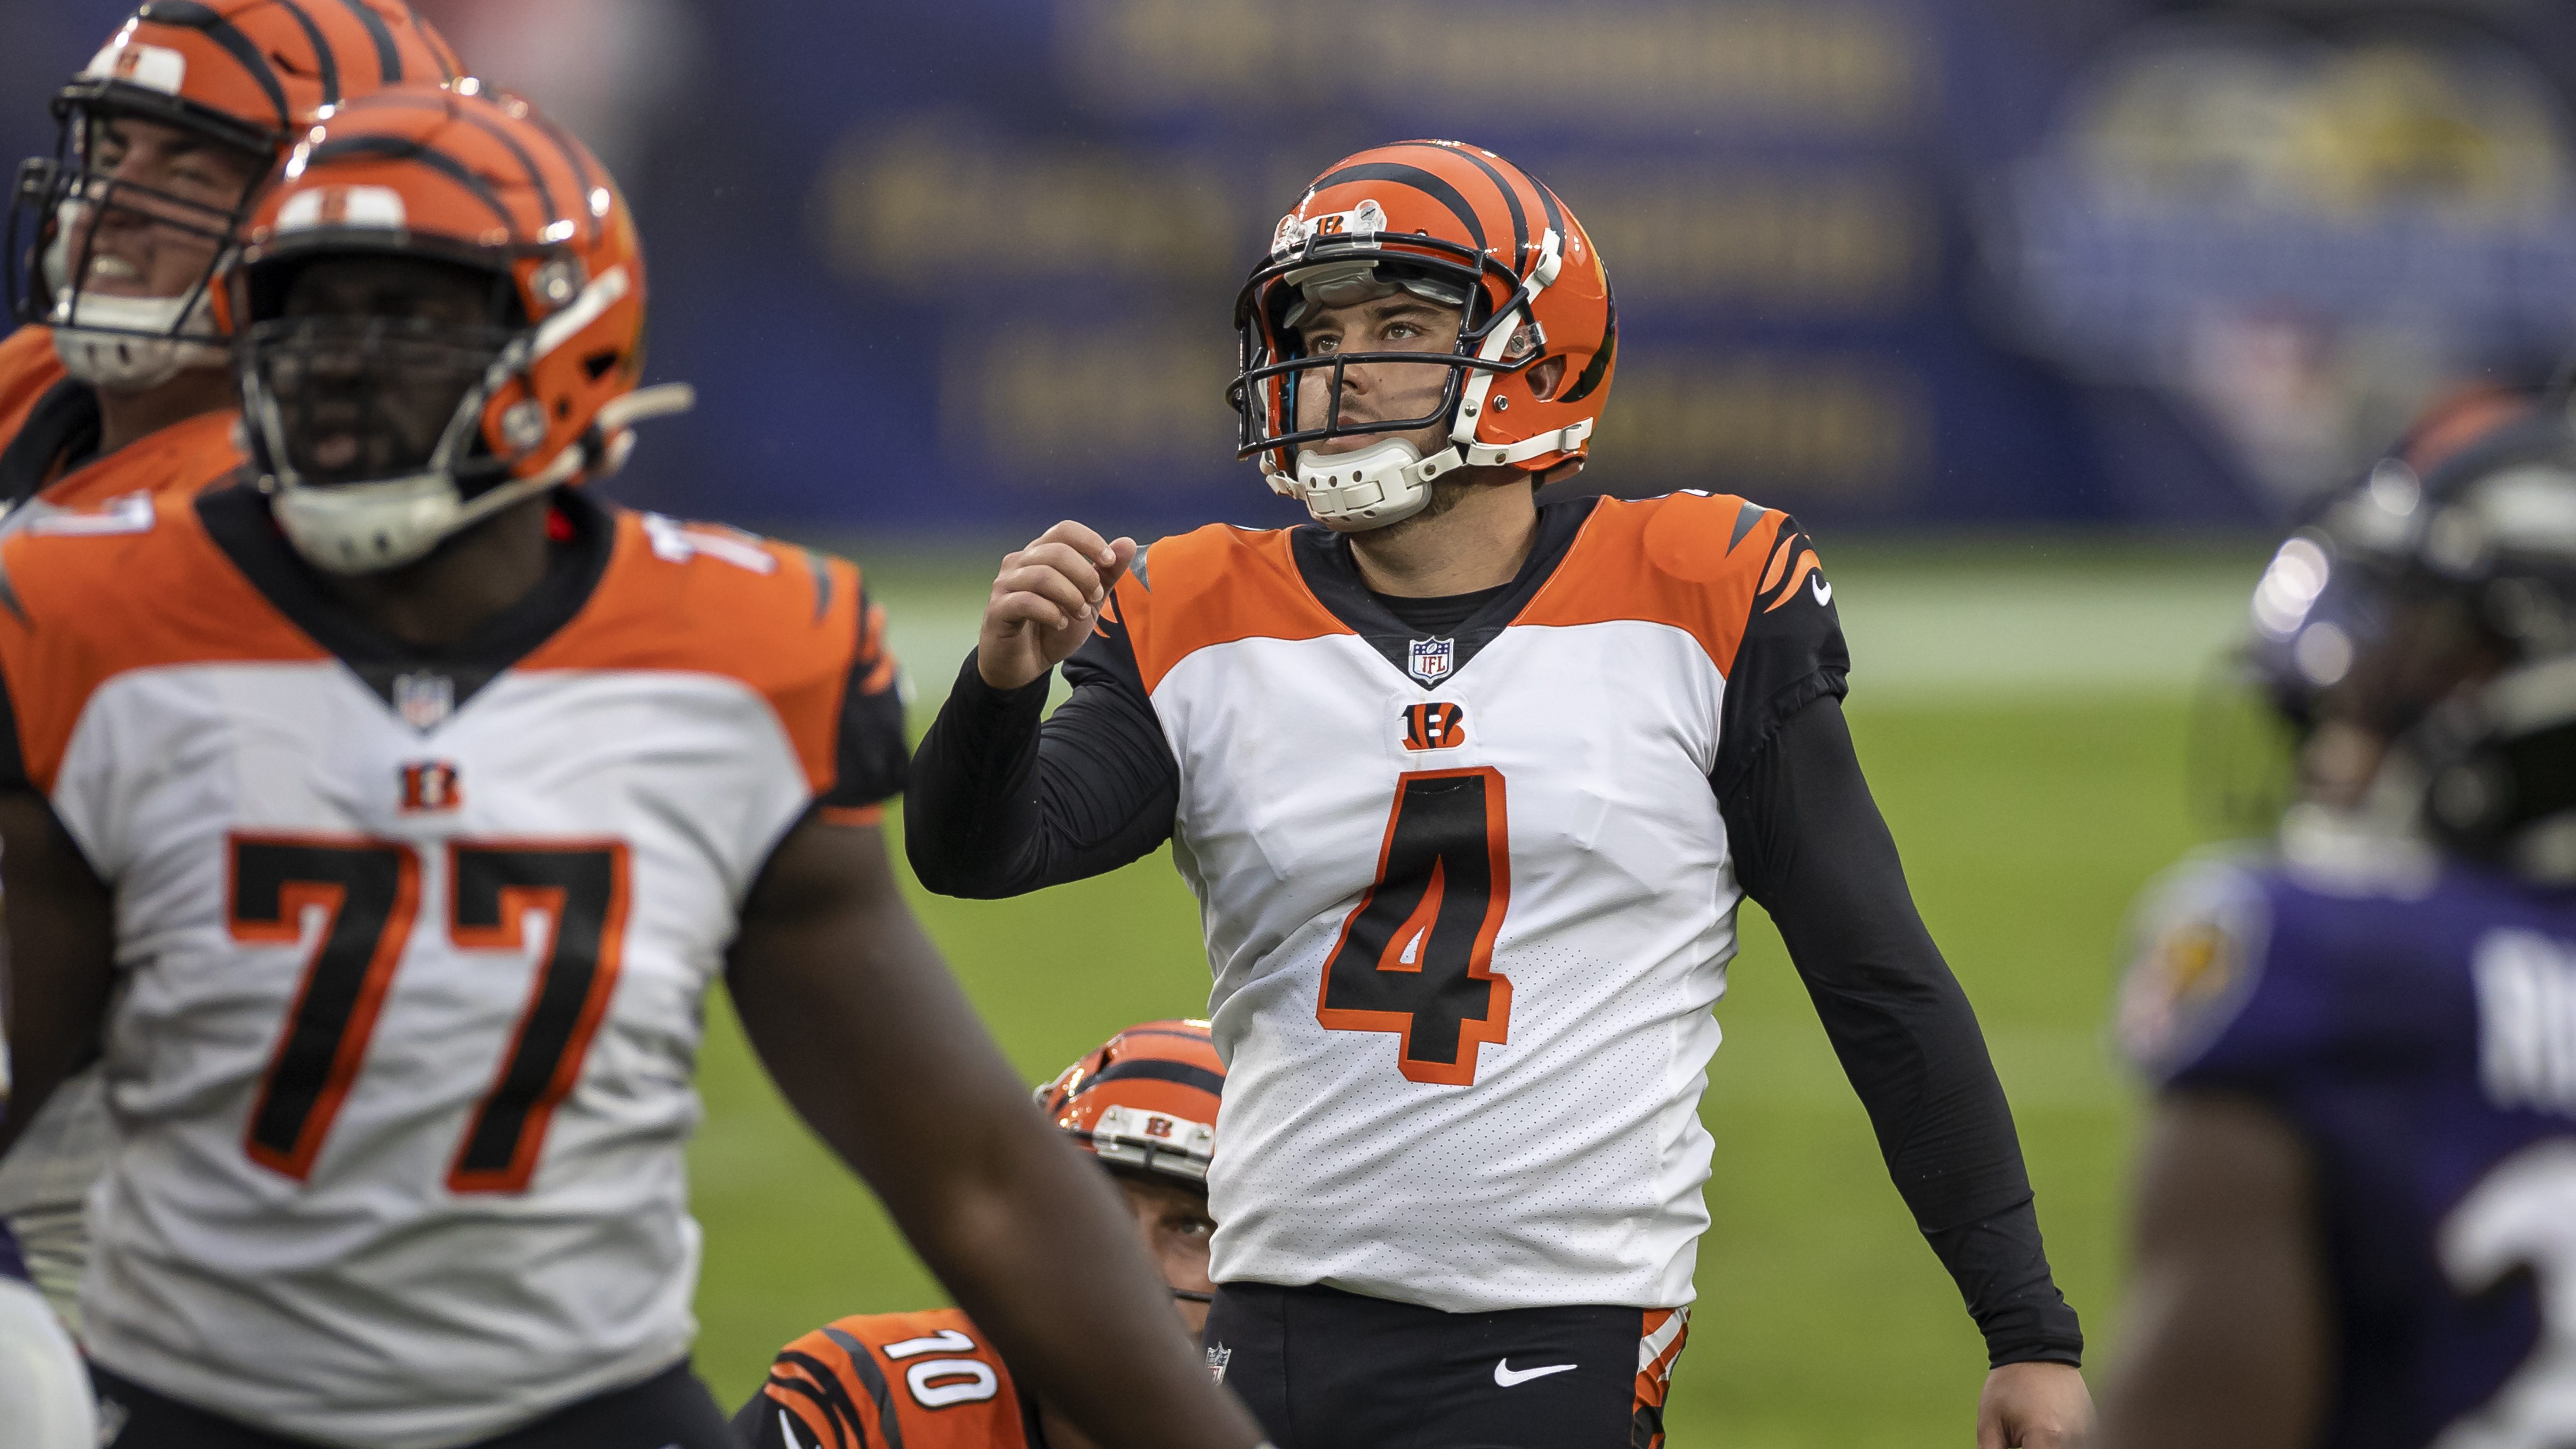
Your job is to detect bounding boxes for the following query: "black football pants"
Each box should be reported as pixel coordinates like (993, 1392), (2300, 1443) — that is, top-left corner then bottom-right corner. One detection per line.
(91, 1358), (737, 1449)
(1205, 1281), (1689, 1449)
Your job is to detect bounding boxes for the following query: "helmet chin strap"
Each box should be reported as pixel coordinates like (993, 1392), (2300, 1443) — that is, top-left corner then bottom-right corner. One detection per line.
(52, 290), (227, 392)
(270, 446), (584, 576)
(1271, 228), (1592, 531)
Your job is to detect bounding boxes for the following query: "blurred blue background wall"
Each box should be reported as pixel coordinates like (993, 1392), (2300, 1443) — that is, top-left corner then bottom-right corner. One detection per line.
(10, 0), (2576, 540)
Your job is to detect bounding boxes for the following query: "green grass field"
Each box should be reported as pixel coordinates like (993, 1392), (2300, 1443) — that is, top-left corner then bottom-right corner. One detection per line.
(685, 536), (2271, 1445)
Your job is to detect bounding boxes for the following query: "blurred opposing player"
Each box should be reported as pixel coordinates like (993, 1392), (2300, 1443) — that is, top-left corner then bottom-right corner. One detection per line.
(0, 0), (464, 1320)
(911, 142), (2091, 1447)
(2102, 411), (2576, 1448)
(740, 1020), (1227, 1449)
(0, 89), (1265, 1449)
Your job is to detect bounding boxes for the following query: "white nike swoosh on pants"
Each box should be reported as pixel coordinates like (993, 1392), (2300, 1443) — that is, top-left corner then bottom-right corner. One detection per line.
(1493, 1358), (1579, 1387)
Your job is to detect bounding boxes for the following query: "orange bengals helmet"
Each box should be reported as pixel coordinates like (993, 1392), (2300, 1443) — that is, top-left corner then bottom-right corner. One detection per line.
(229, 84), (689, 574)
(8, 0), (463, 390)
(1036, 1019), (1225, 1193)
(1230, 140), (1617, 529)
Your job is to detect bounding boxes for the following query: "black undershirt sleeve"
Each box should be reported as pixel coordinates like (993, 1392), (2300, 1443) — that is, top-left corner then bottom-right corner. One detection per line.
(903, 649), (1180, 899)
(1722, 693), (2083, 1368)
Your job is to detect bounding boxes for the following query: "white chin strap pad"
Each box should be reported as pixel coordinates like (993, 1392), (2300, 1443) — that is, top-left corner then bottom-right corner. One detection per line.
(1284, 439), (1465, 529)
(52, 290), (225, 392)
(273, 454), (577, 576)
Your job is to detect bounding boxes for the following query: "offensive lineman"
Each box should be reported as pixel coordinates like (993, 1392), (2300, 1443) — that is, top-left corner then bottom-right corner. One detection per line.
(0, 88), (1266, 1449)
(909, 142), (2093, 1447)
(0, 0), (466, 1319)
(740, 1019), (1230, 1449)
(2101, 414), (2576, 1446)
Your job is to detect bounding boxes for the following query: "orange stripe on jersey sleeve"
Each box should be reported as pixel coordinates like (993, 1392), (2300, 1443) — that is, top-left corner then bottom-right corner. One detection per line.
(0, 491), (325, 794)
(0, 325), (66, 450)
(38, 409), (244, 511)
(1118, 524), (1352, 694)
(517, 515), (867, 797)
(1515, 493), (1789, 677)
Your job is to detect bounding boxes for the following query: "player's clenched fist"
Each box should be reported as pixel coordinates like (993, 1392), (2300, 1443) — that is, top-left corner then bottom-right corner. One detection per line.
(978, 521), (1137, 691)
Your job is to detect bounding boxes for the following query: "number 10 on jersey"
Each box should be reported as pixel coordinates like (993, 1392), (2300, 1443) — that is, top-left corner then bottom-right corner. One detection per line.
(1318, 768), (1513, 1086)
(228, 833), (630, 1192)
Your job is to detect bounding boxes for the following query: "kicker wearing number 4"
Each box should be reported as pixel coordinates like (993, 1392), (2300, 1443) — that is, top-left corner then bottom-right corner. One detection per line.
(909, 139), (2094, 1449)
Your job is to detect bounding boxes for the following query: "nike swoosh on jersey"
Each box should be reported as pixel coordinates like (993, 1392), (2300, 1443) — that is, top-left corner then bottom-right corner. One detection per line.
(1811, 575), (1832, 607)
(1494, 1359), (1579, 1387)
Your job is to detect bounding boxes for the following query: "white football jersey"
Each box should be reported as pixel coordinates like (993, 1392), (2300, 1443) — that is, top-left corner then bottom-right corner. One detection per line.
(1068, 492), (1844, 1314)
(0, 486), (907, 1448)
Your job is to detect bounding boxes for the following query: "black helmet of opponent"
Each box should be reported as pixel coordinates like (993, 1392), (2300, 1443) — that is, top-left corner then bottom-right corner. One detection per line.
(2247, 401), (2576, 881)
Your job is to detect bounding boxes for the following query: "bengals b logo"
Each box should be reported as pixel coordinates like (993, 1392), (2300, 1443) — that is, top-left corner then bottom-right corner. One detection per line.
(1401, 702), (1467, 752)
(399, 760), (464, 813)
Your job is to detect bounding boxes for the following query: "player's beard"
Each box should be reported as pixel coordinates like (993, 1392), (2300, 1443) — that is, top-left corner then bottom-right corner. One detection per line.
(1358, 474), (1486, 544)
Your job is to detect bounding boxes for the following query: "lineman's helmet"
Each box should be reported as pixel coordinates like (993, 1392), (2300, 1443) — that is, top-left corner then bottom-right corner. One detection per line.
(229, 84), (689, 574)
(8, 0), (462, 390)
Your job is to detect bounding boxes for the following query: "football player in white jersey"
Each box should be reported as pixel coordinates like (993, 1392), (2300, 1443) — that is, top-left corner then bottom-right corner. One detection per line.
(0, 88), (1268, 1449)
(909, 142), (2096, 1447)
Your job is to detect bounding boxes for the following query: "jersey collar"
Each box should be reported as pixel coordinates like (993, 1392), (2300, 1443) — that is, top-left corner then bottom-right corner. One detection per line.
(1289, 493), (1598, 689)
(199, 481), (616, 732)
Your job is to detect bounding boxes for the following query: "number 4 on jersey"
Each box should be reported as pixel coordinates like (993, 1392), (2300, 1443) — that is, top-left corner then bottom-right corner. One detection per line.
(1318, 768), (1513, 1086)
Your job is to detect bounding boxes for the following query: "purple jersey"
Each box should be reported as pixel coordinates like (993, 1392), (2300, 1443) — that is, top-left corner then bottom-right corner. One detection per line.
(2120, 849), (2576, 1449)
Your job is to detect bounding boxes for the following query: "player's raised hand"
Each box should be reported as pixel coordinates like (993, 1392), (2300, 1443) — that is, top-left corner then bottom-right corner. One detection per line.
(978, 521), (1137, 691)
(1979, 1361), (2094, 1448)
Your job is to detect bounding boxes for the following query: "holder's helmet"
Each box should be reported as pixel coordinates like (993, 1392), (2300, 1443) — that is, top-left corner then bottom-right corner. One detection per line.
(229, 84), (689, 575)
(2245, 400), (2576, 880)
(1035, 1019), (1224, 1193)
(8, 0), (463, 391)
(1230, 141), (1616, 530)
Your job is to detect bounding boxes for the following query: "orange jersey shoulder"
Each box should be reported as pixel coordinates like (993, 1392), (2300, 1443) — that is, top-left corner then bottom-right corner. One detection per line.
(35, 408), (243, 511)
(1108, 523), (1351, 693)
(518, 510), (898, 804)
(1519, 491), (1811, 676)
(752, 1307), (1032, 1449)
(0, 325), (66, 449)
(0, 486), (319, 792)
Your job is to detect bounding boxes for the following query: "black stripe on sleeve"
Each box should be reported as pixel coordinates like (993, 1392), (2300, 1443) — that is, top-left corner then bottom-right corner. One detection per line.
(765, 1356), (873, 1449)
(327, 0), (403, 83)
(818, 587), (910, 812)
(819, 1330), (907, 1449)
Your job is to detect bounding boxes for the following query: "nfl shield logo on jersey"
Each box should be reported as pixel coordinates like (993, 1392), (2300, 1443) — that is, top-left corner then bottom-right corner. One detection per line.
(393, 672), (455, 731)
(1206, 1343), (1232, 1385)
(1407, 636), (1455, 686)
